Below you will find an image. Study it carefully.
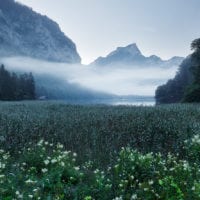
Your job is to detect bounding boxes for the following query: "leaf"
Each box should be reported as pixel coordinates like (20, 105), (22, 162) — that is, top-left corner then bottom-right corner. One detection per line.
(159, 179), (163, 185)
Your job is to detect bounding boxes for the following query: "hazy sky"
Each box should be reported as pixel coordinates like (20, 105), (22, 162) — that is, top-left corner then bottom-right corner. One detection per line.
(18, 0), (200, 64)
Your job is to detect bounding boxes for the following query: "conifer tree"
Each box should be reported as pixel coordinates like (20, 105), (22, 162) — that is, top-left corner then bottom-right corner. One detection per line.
(183, 39), (200, 102)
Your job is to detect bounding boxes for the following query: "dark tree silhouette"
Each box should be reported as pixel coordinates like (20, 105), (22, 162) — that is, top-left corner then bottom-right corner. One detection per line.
(155, 38), (200, 104)
(182, 39), (200, 102)
(0, 64), (36, 101)
(155, 57), (192, 104)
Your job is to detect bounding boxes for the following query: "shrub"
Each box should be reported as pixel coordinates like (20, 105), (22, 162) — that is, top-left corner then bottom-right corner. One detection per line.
(1, 140), (200, 199)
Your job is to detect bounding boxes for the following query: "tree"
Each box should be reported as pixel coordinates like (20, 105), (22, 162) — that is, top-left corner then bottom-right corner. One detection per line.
(0, 64), (36, 101)
(155, 57), (192, 104)
(0, 64), (14, 100)
(182, 39), (200, 102)
(155, 38), (200, 104)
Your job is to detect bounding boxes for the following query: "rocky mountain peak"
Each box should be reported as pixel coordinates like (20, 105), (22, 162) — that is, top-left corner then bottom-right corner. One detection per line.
(91, 43), (184, 67)
(0, 0), (81, 63)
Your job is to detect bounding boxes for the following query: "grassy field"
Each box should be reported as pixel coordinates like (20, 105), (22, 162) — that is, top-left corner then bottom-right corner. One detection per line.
(1, 101), (200, 199)
(0, 101), (199, 165)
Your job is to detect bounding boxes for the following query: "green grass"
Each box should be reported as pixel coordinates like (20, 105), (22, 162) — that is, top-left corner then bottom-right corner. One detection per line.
(1, 137), (200, 199)
(1, 101), (200, 199)
(0, 101), (200, 166)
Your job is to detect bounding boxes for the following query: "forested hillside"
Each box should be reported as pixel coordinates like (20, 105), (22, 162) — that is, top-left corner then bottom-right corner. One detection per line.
(155, 38), (200, 104)
(0, 64), (35, 100)
(155, 57), (193, 104)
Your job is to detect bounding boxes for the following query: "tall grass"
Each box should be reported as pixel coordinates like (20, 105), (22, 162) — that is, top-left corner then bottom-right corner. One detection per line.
(0, 101), (200, 167)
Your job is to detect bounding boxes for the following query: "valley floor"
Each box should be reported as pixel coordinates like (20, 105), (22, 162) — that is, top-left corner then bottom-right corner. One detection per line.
(0, 101), (200, 199)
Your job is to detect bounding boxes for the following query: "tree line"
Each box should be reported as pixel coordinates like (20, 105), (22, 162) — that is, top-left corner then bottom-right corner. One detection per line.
(155, 38), (200, 104)
(0, 64), (35, 100)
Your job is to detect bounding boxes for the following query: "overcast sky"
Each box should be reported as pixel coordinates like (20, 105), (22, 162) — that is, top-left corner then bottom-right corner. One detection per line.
(18, 0), (200, 64)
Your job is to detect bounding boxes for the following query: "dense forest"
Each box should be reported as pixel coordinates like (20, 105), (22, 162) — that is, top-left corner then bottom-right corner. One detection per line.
(155, 38), (200, 104)
(0, 64), (35, 100)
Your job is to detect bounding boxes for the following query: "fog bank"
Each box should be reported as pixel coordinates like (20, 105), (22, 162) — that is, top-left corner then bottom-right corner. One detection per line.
(0, 56), (178, 96)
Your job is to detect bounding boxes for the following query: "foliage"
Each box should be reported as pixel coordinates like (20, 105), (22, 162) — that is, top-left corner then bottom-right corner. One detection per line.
(1, 102), (200, 167)
(182, 38), (200, 102)
(110, 147), (200, 200)
(155, 56), (193, 104)
(191, 38), (200, 52)
(1, 139), (200, 199)
(155, 38), (200, 104)
(182, 84), (200, 102)
(184, 133), (200, 164)
(0, 64), (35, 100)
(1, 102), (200, 199)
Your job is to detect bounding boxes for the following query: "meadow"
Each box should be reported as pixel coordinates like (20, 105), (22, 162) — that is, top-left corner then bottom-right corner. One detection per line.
(1, 101), (200, 199)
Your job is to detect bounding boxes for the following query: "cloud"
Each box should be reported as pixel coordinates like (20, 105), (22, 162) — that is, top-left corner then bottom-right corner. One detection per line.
(0, 56), (178, 96)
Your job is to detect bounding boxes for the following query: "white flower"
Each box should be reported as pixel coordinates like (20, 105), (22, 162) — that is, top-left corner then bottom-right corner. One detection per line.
(57, 155), (62, 161)
(74, 166), (80, 171)
(0, 162), (5, 169)
(0, 174), (5, 178)
(16, 191), (23, 199)
(25, 179), (36, 184)
(63, 151), (70, 155)
(131, 194), (137, 200)
(73, 152), (77, 157)
(41, 168), (48, 173)
(3, 154), (9, 160)
(33, 188), (39, 192)
(0, 149), (4, 153)
(37, 139), (44, 146)
(183, 162), (189, 170)
(148, 180), (154, 185)
(192, 186), (195, 191)
(57, 144), (64, 149)
(51, 159), (57, 164)
(113, 196), (123, 200)
(94, 169), (99, 174)
(28, 194), (33, 198)
(44, 160), (50, 165)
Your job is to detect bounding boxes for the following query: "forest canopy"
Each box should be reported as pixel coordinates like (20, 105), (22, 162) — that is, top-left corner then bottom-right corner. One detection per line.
(0, 64), (35, 100)
(155, 38), (200, 104)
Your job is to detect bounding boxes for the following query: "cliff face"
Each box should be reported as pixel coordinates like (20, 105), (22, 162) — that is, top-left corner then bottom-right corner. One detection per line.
(0, 0), (81, 63)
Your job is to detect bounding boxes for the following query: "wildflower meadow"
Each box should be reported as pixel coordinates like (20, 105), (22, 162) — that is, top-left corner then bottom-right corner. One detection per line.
(0, 102), (200, 199)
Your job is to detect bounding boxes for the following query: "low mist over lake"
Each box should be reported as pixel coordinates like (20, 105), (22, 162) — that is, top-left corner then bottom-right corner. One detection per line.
(0, 56), (178, 105)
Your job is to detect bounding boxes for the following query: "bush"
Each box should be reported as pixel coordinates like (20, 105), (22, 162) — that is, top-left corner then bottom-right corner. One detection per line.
(109, 148), (199, 200)
(1, 140), (200, 199)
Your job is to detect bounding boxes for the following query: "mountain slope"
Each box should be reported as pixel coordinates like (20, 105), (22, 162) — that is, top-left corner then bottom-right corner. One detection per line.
(91, 43), (184, 67)
(155, 56), (193, 104)
(0, 0), (81, 63)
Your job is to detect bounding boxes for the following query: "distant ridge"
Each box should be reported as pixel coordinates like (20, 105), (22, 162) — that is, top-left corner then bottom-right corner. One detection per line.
(91, 43), (184, 67)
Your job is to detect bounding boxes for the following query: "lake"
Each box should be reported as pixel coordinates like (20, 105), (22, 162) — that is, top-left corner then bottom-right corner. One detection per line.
(63, 96), (155, 106)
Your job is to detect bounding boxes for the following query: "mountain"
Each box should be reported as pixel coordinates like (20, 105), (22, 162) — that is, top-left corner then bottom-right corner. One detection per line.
(0, 0), (81, 63)
(91, 43), (184, 67)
